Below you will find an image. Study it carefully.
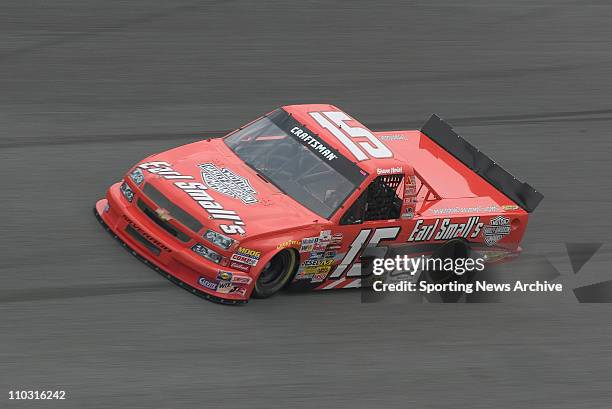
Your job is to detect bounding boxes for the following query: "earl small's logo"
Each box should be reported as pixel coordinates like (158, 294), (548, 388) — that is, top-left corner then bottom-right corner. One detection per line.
(155, 208), (172, 222)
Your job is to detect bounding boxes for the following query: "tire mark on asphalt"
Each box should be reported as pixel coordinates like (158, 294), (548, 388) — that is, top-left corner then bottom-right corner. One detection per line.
(2, 108), (612, 150)
(0, 281), (172, 304)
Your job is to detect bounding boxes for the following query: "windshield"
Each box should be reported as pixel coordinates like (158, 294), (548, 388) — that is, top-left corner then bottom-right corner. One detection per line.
(225, 109), (366, 218)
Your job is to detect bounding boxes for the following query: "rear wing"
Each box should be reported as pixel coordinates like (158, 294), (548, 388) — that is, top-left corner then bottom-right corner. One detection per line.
(420, 114), (543, 212)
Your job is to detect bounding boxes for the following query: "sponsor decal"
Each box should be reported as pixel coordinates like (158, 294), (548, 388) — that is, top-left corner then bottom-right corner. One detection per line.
(431, 205), (499, 215)
(319, 230), (332, 243)
(311, 272), (328, 283)
(216, 281), (247, 296)
(407, 217), (484, 242)
(269, 109), (367, 186)
(304, 265), (332, 275)
(174, 181), (246, 235)
(230, 286), (247, 296)
(331, 233), (343, 244)
(324, 250), (337, 258)
(379, 134), (406, 141)
(502, 204), (520, 211)
(138, 162), (247, 235)
(230, 247), (261, 266)
(217, 271), (233, 281)
(229, 261), (250, 272)
(376, 166), (403, 175)
(231, 275), (252, 285)
(302, 258), (335, 267)
(294, 272), (310, 280)
(483, 216), (511, 246)
(404, 197), (417, 205)
(309, 250), (325, 260)
(300, 237), (319, 252)
(199, 163), (258, 205)
(277, 239), (301, 249)
(401, 208), (414, 219)
(403, 175), (417, 218)
(139, 161), (194, 180)
(300, 230), (333, 252)
(216, 280), (232, 292)
(201, 273), (251, 295)
(312, 242), (328, 252)
(198, 276), (217, 291)
(295, 255), (335, 280)
(289, 126), (338, 162)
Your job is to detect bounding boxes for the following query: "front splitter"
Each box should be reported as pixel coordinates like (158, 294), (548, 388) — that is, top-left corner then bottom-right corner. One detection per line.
(94, 205), (247, 305)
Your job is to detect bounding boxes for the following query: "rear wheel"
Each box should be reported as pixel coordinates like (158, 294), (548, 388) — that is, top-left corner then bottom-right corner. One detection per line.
(421, 239), (473, 302)
(252, 249), (297, 298)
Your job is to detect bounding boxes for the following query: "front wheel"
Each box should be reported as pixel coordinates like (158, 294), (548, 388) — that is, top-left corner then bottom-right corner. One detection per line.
(252, 249), (297, 298)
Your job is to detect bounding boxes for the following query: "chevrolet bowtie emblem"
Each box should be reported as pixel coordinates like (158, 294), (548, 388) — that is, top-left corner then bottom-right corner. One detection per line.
(155, 208), (172, 222)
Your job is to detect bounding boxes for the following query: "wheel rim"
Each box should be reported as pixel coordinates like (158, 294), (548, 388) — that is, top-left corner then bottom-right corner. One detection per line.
(428, 241), (468, 283)
(258, 251), (292, 287)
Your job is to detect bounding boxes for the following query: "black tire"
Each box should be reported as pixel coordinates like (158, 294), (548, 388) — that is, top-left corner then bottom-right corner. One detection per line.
(252, 249), (298, 298)
(421, 239), (473, 303)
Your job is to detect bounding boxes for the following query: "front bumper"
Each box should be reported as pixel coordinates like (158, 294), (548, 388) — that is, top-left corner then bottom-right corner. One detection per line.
(94, 183), (250, 305)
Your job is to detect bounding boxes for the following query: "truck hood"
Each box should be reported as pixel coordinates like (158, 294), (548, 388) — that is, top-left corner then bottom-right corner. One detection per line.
(140, 138), (319, 239)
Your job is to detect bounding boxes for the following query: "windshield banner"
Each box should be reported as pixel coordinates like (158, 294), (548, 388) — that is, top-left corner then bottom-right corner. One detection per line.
(268, 109), (367, 185)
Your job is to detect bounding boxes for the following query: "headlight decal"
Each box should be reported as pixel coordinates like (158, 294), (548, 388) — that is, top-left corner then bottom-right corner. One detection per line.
(129, 167), (145, 186)
(191, 243), (222, 264)
(120, 181), (134, 202)
(203, 229), (235, 250)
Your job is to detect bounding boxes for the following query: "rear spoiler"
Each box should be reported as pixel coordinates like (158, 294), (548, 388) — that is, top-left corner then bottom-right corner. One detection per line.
(420, 114), (543, 212)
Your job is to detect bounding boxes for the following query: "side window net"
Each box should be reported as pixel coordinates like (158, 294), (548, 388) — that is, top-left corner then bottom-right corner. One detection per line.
(364, 174), (403, 221)
(341, 174), (403, 224)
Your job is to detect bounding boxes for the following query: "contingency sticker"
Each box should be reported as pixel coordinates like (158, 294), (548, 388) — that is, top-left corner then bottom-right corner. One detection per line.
(230, 247), (261, 266)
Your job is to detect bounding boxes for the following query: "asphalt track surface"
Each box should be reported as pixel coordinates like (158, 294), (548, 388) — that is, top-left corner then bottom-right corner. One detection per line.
(2, 1), (612, 408)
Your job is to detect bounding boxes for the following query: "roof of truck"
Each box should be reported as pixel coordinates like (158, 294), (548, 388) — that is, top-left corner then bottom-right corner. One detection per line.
(282, 104), (519, 205)
(282, 104), (408, 174)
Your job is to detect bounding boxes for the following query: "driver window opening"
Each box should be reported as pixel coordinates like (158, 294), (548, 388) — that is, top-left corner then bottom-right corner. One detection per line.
(340, 174), (404, 225)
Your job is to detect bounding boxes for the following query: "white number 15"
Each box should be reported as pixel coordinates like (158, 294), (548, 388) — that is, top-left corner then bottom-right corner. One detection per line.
(310, 111), (392, 161)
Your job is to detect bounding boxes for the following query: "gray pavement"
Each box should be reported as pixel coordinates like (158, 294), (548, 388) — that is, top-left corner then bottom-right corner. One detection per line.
(2, 1), (612, 408)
